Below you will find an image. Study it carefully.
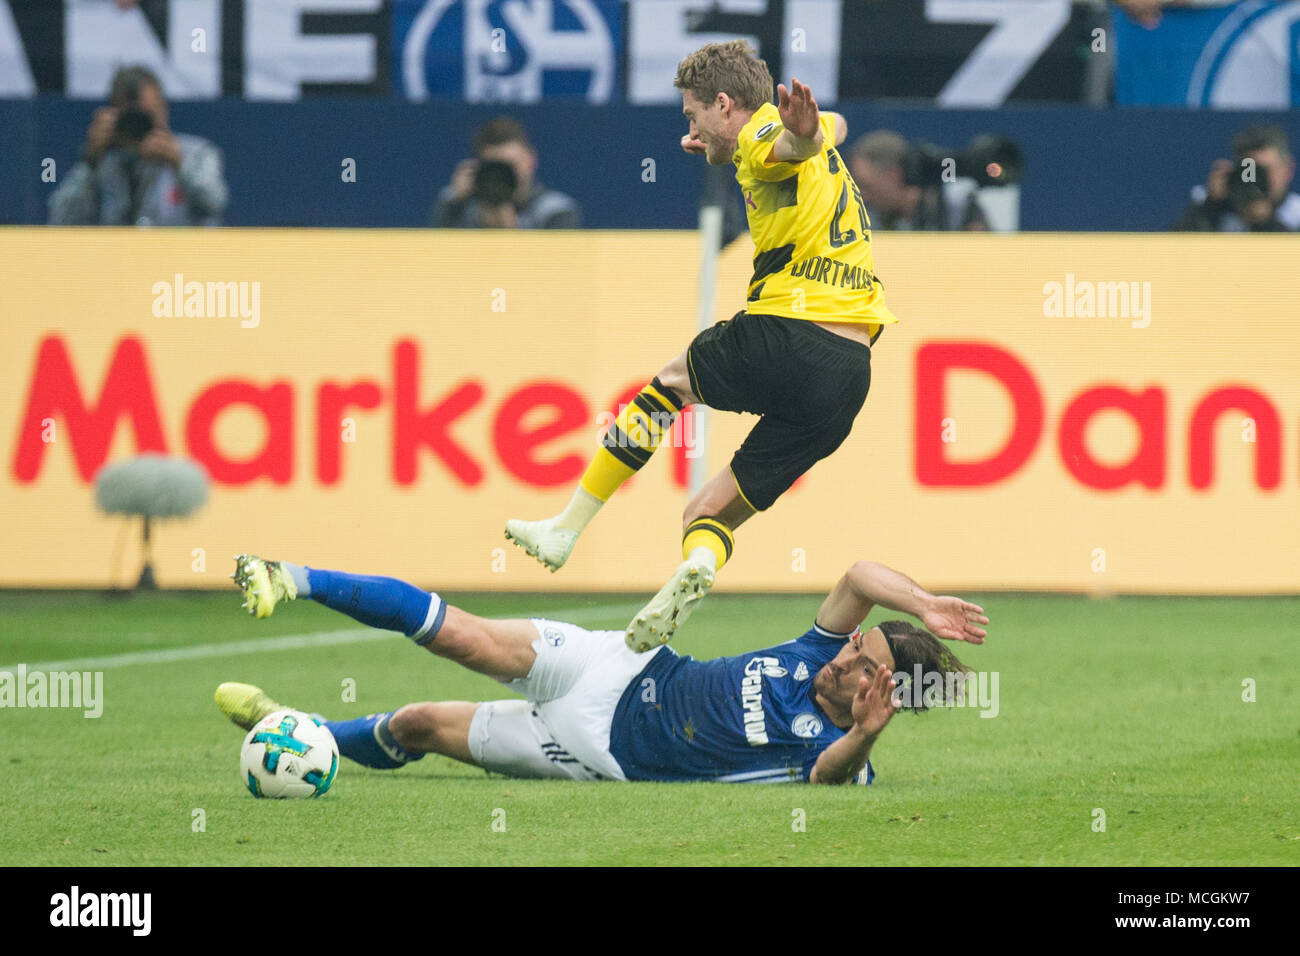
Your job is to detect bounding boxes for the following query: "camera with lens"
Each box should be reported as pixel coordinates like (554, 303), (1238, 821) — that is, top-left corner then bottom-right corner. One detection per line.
(473, 160), (518, 206)
(114, 107), (154, 148)
(902, 136), (1023, 189)
(1226, 162), (1271, 212)
(112, 70), (156, 150)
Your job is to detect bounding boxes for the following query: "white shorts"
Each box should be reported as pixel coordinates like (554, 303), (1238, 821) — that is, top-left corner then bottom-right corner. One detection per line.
(465, 619), (662, 781)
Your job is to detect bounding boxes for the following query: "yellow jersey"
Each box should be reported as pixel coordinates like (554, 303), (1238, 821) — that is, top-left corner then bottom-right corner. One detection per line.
(732, 102), (898, 331)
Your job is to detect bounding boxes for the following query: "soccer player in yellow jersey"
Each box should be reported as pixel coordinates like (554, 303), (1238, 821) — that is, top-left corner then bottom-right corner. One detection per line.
(506, 40), (898, 653)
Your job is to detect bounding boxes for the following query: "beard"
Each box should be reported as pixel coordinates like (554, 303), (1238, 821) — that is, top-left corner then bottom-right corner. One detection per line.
(811, 665), (833, 697)
(705, 138), (732, 166)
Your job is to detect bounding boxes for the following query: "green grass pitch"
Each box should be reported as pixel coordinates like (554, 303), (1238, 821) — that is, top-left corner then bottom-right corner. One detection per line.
(1, 588), (1296, 866)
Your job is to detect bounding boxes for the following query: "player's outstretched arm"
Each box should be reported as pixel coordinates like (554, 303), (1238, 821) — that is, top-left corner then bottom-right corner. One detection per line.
(771, 78), (824, 163)
(838, 561), (988, 645)
(815, 559), (943, 635)
(810, 665), (899, 785)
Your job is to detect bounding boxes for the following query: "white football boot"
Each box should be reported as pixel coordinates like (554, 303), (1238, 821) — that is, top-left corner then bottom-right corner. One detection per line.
(625, 556), (716, 653)
(504, 517), (579, 572)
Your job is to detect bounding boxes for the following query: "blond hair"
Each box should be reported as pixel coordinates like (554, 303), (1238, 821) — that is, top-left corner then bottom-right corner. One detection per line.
(673, 40), (773, 111)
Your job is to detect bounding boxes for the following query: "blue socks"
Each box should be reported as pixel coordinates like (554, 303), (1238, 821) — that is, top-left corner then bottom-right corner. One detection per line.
(291, 566), (446, 645)
(272, 565), (443, 769)
(270, 564), (443, 770)
(325, 712), (423, 769)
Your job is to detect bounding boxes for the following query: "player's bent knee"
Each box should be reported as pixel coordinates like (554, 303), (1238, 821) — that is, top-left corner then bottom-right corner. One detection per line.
(388, 701), (477, 763)
(387, 702), (437, 750)
(655, 353), (695, 405)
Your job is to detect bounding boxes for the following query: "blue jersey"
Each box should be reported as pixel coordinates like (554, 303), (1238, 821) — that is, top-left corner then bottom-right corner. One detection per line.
(608, 625), (875, 784)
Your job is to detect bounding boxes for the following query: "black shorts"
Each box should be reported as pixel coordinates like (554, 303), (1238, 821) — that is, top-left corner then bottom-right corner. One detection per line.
(686, 312), (878, 511)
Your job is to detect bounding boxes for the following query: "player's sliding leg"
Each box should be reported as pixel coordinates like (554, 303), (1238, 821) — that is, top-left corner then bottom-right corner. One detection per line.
(214, 680), (428, 770)
(333, 699), (572, 779)
(214, 679), (477, 771)
(233, 552), (440, 635)
(624, 467), (756, 652)
(504, 374), (689, 571)
(230, 555), (540, 681)
(225, 555), (555, 769)
(309, 701), (479, 770)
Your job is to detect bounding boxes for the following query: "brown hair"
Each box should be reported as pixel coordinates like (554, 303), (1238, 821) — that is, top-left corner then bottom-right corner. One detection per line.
(1234, 123), (1292, 161)
(850, 130), (908, 169)
(109, 65), (161, 106)
(474, 116), (531, 155)
(878, 620), (974, 712)
(674, 40), (773, 111)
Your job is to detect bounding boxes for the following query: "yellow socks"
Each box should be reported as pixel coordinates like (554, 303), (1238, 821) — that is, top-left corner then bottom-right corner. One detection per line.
(682, 517), (734, 572)
(555, 378), (684, 534)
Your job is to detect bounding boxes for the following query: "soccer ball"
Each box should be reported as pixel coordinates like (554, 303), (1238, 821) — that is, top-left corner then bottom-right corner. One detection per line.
(240, 710), (339, 799)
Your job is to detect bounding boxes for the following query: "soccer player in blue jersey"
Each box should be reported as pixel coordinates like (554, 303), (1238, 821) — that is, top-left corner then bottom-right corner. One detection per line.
(217, 555), (986, 784)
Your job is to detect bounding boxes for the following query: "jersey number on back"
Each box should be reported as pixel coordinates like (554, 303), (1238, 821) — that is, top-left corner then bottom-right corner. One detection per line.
(828, 173), (870, 249)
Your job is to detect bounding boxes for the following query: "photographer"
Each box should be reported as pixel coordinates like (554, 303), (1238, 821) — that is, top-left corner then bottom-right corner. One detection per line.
(49, 65), (228, 227)
(433, 117), (581, 229)
(848, 130), (1015, 232)
(1174, 125), (1300, 232)
(848, 131), (923, 230)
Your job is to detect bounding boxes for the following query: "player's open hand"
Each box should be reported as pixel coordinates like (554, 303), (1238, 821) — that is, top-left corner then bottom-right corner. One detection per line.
(852, 664), (900, 738)
(776, 78), (820, 140)
(681, 133), (707, 155)
(921, 596), (988, 644)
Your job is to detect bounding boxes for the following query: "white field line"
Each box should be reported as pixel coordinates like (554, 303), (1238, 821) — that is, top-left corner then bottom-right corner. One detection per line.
(0, 601), (646, 674)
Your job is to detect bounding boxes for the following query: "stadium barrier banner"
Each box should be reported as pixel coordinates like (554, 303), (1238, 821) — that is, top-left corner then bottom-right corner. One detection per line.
(2, 0), (1094, 105)
(2, 229), (1297, 594)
